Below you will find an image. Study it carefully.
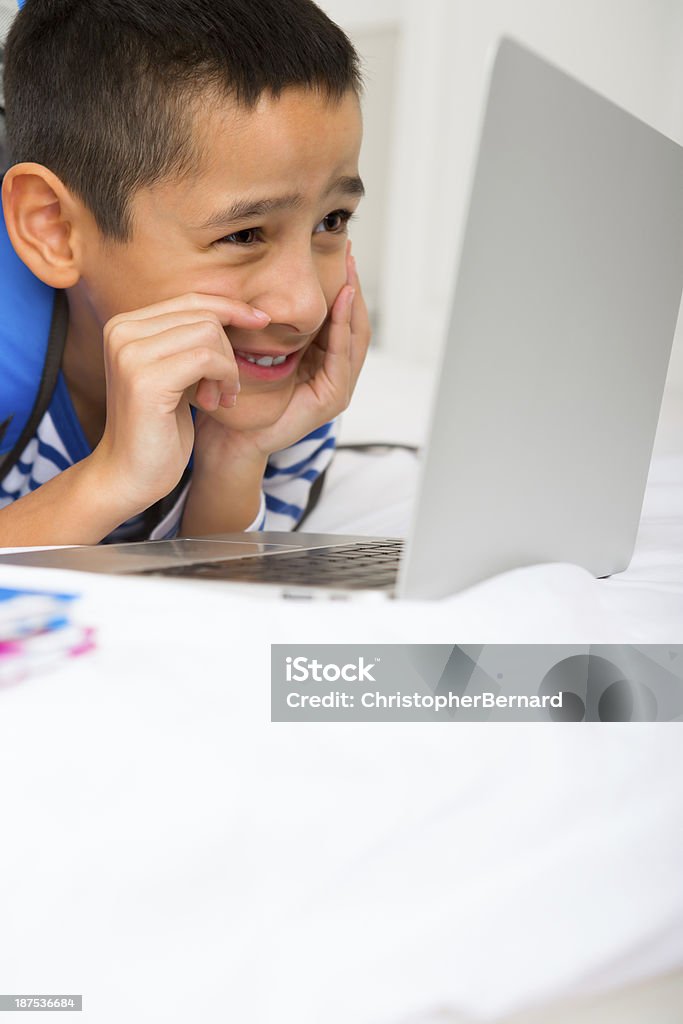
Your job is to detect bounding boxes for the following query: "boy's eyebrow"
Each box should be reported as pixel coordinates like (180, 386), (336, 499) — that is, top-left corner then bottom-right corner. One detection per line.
(193, 174), (365, 230)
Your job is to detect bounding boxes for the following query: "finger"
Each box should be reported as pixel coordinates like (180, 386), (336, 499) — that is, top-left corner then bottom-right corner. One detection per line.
(197, 378), (238, 412)
(347, 252), (368, 334)
(105, 292), (271, 333)
(345, 254), (371, 384)
(315, 284), (354, 400)
(346, 237), (354, 286)
(329, 284), (355, 344)
(105, 313), (235, 398)
(106, 313), (247, 411)
(107, 323), (241, 408)
(106, 309), (230, 346)
(142, 346), (241, 412)
(195, 378), (222, 412)
(108, 320), (238, 382)
(342, 245), (369, 345)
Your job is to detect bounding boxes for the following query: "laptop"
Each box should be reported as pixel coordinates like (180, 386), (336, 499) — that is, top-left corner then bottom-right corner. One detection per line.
(3, 37), (683, 600)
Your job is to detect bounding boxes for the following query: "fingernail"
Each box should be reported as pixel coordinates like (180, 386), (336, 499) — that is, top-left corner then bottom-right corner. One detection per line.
(347, 287), (355, 314)
(252, 308), (271, 321)
(220, 392), (238, 408)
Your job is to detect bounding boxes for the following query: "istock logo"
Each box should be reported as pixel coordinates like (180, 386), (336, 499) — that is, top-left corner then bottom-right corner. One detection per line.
(285, 656), (377, 683)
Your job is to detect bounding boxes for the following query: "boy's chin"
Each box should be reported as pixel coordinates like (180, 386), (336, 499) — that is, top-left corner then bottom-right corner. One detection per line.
(205, 385), (294, 432)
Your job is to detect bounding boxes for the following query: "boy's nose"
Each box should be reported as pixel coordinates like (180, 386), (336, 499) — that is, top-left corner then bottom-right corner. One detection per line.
(251, 250), (330, 339)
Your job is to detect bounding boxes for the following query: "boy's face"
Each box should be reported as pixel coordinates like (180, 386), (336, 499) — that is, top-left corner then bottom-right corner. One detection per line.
(76, 85), (364, 431)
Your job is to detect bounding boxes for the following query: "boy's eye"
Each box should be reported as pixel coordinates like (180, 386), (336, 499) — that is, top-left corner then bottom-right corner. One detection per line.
(215, 208), (355, 247)
(312, 209), (355, 235)
(221, 227), (258, 246)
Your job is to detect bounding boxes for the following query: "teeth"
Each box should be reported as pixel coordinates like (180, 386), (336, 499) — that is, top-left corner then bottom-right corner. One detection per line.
(238, 351), (288, 367)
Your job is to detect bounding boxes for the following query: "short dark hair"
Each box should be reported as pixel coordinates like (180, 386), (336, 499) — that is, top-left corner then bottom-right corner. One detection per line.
(3, 0), (363, 242)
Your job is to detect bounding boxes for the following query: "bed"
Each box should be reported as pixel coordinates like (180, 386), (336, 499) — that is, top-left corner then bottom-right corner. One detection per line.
(0, 351), (681, 1022)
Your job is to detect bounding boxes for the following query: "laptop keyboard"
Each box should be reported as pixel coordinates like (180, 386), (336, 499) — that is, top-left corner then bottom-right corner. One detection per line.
(142, 539), (404, 590)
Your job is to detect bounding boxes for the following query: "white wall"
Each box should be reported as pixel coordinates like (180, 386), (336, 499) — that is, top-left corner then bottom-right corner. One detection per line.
(318, 0), (405, 345)
(322, 0), (683, 395)
(342, 23), (399, 340)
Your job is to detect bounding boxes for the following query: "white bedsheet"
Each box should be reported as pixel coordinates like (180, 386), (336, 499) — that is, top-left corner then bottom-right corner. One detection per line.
(0, 578), (680, 1022)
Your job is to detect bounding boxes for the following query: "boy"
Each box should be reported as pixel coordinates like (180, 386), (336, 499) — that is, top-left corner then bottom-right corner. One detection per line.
(0, 0), (370, 546)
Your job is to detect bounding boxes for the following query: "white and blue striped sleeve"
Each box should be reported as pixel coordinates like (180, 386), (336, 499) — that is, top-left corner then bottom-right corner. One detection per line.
(246, 418), (339, 532)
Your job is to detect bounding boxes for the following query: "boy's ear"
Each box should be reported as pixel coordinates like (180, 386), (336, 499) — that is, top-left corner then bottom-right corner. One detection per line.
(1, 163), (85, 288)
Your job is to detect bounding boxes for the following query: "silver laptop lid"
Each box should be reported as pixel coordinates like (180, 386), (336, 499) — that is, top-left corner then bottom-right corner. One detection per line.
(398, 37), (683, 599)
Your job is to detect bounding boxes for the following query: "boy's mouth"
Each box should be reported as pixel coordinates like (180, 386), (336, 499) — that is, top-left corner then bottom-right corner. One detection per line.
(234, 347), (303, 381)
(237, 350), (288, 367)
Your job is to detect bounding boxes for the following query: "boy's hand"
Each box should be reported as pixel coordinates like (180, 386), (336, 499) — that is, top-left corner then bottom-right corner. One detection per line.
(193, 241), (370, 465)
(263, 239), (369, 451)
(92, 294), (271, 512)
(181, 243), (369, 535)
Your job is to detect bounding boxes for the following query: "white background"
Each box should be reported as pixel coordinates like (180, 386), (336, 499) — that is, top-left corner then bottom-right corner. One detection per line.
(320, 0), (683, 397)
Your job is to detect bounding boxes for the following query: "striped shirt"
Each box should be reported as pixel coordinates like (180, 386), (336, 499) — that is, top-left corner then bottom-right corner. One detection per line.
(0, 369), (337, 542)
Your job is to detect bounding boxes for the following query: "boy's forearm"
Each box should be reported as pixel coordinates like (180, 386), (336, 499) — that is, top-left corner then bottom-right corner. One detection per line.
(0, 454), (140, 547)
(178, 451), (268, 537)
